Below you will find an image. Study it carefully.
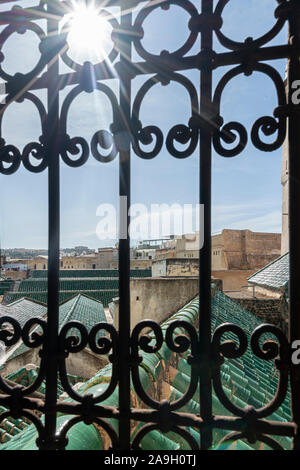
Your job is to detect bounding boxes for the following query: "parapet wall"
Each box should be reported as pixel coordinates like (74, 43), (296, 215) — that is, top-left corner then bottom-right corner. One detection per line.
(232, 297), (288, 333)
(130, 277), (199, 327)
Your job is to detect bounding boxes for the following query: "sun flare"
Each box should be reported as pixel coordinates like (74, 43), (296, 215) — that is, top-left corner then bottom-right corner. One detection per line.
(65, 3), (112, 63)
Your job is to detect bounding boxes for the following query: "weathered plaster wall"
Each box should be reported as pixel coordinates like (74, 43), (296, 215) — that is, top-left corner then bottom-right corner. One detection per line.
(2, 346), (108, 379)
(232, 297), (288, 333)
(211, 230), (281, 271)
(152, 259), (199, 277)
(2, 271), (27, 280)
(110, 259), (153, 269)
(212, 269), (257, 292)
(247, 284), (283, 299)
(112, 277), (199, 329)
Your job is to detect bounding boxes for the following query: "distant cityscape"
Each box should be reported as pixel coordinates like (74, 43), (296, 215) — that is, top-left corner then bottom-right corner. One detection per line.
(1, 246), (96, 259)
(0, 229), (283, 297)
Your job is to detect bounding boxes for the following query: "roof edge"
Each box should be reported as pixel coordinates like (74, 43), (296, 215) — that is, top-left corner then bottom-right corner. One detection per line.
(247, 251), (289, 282)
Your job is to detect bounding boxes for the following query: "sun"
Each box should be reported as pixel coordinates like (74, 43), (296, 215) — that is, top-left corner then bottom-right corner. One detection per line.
(64, 3), (112, 64)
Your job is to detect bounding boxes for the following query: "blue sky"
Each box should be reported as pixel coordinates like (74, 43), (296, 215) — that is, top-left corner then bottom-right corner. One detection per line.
(0, 0), (288, 249)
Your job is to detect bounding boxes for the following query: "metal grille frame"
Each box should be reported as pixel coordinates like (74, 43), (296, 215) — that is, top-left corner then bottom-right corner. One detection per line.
(0, 0), (299, 451)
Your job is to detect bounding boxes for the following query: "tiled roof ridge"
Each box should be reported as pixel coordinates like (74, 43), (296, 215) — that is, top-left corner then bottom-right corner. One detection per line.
(75, 292), (104, 306)
(5, 297), (47, 308)
(247, 252), (289, 282)
(53, 292), (80, 307)
(60, 294), (82, 326)
(4, 296), (80, 364)
(3, 298), (25, 307)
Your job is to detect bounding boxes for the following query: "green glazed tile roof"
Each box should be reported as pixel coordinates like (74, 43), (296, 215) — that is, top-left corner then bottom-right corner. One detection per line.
(32, 269), (151, 278)
(0, 298), (47, 328)
(0, 280), (13, 296)
(6, 294), (107, 362)
(0, 365), (83, 444)
(58, 293), (107, 330)
(18, 279), (119, 291)
(2, 269), (150, 309)
(0, 291), (292, 451)
(247, 252), (289, 291)
(4, 290), (119, 307)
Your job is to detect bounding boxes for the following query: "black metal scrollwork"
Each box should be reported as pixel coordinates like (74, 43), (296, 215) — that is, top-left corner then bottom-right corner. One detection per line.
(132, 73), (199, 159)
(59, 82), (120, 166)
(216, 430), (285, 451)
(214, 0), (287, 51)
(212, 321), (291, 449)
(131, 320), (164, 409)
(249, 324), (290, 419)
(0, 316), (47, 396)
(213, 62), (286, 157)
(212, 323), (249, 417)
(58, 321), (118, 404)
(131, 319), (201, 449)
(133, 0), (199, 62)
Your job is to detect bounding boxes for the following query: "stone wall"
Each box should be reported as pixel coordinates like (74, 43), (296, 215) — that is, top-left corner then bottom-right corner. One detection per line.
(212, 269), (256, 292)
(61, 253), (114, 270)
(2, 270), (27, 280)
(152, 261), (258, 293)
(212, 229), (281, 271)
(232, 297), (288, 333)
(110, 259), (153, 269)
(1, 346), (108, 379)
(247, 284), (283, 299)
(112, 277), (199, 329)
(151, 259), (167, 277)
(26, 257), (48, 270)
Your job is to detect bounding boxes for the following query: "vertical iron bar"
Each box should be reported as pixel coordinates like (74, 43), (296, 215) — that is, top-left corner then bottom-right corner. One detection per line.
(199, 0), (213, 450)
(287, 0), (300, 451)
(43, 1), (60, 450)
(118, 3), (132, 450)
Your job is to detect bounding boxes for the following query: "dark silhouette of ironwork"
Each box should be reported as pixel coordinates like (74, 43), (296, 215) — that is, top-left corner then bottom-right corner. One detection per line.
(0, 0), (299, 450)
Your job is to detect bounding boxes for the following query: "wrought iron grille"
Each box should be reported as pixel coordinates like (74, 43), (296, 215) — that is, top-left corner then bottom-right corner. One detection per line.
(0, 0), (299, 451)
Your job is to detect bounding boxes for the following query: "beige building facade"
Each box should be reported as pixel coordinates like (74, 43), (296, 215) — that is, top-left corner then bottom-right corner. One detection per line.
(154, 229), (281, 270)
(61, 255), (97, 270)
(61, 248), (116, 270)
(110, 258), (152, 270)
(155, 248), (175, 260)
(152, 258), (199, 277)
(175, 232), (200, 258)
(111, 277), (200, 330)
(13, 248), (119, 272)
(211, 229), (281, 271)
(26, 256), (48, 270)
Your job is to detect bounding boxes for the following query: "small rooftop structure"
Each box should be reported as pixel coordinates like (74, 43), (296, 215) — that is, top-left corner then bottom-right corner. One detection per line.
(1, 294), (109, 378)
(0, 298), (46, 328)
(247, 252), (289, 297)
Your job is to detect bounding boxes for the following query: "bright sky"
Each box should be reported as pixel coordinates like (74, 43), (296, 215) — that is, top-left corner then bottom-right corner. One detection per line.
(0, 0), (288, 249)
